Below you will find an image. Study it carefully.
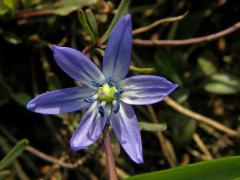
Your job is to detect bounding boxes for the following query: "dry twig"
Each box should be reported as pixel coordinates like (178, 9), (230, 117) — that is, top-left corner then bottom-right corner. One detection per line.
(147, 105), (178, 167)
(164, 97), (239, 137)
(26, 146), (87, 169)
(0, 125), (87, 169)
(193, 133), (213, 160)
(133, 21), (240, 46)
(132, 12), (188, 35)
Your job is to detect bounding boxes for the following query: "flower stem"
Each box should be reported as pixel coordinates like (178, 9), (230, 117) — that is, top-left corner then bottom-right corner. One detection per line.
(103, 126), (118, 180)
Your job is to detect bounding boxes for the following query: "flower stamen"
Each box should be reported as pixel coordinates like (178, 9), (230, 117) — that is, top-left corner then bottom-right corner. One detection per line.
(84, 97), (95, 103)
(114, 88), (123, 97)
(84, 94), (98, 103)
(91, 81), (103, 87)
(113, 100), (120, 114)
(98, 104), (105, 117)
(107, 77), (115, 87)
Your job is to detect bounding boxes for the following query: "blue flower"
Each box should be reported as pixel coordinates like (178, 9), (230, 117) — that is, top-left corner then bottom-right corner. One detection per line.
(27, 15), (177, 164)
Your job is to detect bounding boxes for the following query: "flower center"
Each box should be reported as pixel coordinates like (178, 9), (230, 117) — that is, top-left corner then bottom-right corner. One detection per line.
(98, 84), (117, 102)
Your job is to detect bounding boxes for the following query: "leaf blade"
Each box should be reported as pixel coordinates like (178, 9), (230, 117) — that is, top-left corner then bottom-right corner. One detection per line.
(85, 9), (98, 36)
(0, 139), (29, 170)
(203, 73), (240, 94)
(77, 9), (96, 43)
(101, 0), (131, 44)
(127, 156), (240, 180)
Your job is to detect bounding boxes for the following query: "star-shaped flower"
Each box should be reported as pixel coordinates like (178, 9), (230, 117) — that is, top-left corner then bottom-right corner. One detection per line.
(27, 15), (177, 163)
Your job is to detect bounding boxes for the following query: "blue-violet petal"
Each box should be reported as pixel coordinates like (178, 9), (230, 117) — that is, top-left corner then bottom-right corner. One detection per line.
(52, 45), (106, 89)
(102, 15), (132, 82)
(70, 102), (110, 150)
(27, 87), (96, 114)
(118, 75), (177, 105)
(110, 102), (143, 164)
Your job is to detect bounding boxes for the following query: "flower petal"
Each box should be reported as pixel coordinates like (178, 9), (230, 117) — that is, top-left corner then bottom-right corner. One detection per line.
(70, 102), (110, 150)
(118, 75), (177, 105)
(102, 15), (132, 82)
(52, 45), (106, 88)
(27, 87), (96, 114)
(110, 102), (143, 164)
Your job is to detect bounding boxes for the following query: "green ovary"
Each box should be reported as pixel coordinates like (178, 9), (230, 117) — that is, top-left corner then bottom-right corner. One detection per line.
(98, 84), (117, 102)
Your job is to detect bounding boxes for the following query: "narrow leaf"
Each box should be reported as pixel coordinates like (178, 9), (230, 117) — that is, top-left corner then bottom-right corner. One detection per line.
(11, 92), (31, 106)
(17, 0), (97, 17)
(139, 122), (166, 132)
(203, 73), (240, 94)
(127, 156), (240, 180)
(2, 32), (22, 45)
(130, 66), (156, 74)
(101, 0), (131, 44)
(0, 139), (29, 170)
(197, 51), (217, 76)
(77, 9), (96, 43)
(85, 9), (98, 36)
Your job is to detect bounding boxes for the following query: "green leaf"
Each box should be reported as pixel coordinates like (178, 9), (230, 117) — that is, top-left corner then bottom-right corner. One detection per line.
(172, 115), (196, 147)
(85, 9), (98, 36)
(0, 139), (29, 170)
(197, 51), (217, 76)
(2, 32), (22, 44)
(0, 170), (11, 179)
(154, 50), (187, 85)
(101, 0), (131, 44)
(3, 0), (16, 11)
(77, 9), (96, 43)
(130, 66), (156, 74)
(0, 3), (9, 16)
(139, 122), (166, 132)
(127, 156), (240, 180)
(23, 0), (97, 16)
(52, 1), (96, 16)
(172, 88), (189, 104)
(203, 73), (240, 94)
(11, 92), (31, 106)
